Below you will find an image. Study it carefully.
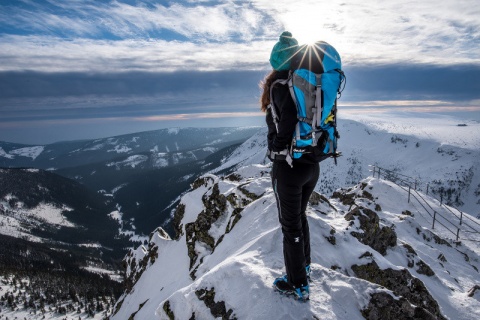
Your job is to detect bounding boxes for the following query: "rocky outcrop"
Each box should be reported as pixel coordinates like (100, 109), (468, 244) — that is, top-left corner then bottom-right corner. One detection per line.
(352, 261), (446, 319)
(362, 291), (438, 320)
(185, 183), (227, 276)
(173, 203), (186, 240)
(122, 227), (170, 294)
(185, 174), (264, 280)
(195, 287), (236, 320)
(345, 206), (397, 255)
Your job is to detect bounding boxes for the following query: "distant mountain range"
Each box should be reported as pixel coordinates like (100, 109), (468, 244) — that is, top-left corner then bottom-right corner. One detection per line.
(1, 127), (260, 236)
(0, 127), (260, 170)
(0, 127), (260, 318)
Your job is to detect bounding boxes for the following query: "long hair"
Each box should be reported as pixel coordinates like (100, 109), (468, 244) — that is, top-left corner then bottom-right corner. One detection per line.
(259, 70), (279, 112)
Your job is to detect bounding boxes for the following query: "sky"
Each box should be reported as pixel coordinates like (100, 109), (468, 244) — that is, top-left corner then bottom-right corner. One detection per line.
(0, 0), (479, 144)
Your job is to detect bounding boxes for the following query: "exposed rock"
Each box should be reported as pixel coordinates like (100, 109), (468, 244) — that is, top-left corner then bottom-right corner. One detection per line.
(468, 285), (480, 298)
(345, 206), (397, 255)
(226, 208), (243, 234)
(325, 227), (336, 245)
(191, 176), (215, 190)
(173, 203), (186, 240)
(128, 299), (149, 320)
(362, 190), (374, 201)
(402, 243), (417, 268)
(123, 229), (163, 294)
(225, 173), (242, 182)
(416, 260), (435, 276)
(332, 189), (355, 206)
(185, 183), (229, 277)
(359, 251), (374, 259)
(195, 288), (236, 320)
(362, 291), (438, 320)
(438, 253), (447, 262)
(352, 261), (446, 319)
(163, 300), (175, 320)
(309, 191), (335, 208)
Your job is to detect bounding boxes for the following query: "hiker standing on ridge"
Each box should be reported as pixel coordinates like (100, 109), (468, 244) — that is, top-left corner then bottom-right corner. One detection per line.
(261, 31), (344, 302)
(260, 31), (315, 301)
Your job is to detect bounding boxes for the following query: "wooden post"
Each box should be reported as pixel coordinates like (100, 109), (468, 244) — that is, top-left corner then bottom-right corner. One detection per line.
(408, 186), (411, 203)
(432, 211), (436, 229)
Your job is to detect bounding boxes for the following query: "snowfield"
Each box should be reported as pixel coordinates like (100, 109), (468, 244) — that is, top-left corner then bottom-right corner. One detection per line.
(0, 199), (75, 242)
(112, 163), (479, 320)
(5, 146), (45, 160)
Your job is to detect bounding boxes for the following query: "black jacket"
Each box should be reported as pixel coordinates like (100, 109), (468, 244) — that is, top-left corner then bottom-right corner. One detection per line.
(266, 71), (298, 154)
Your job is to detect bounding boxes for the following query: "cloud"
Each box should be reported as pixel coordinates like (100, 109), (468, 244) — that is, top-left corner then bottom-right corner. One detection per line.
(0, 0), (479, 73)
(1, 1), (479, 143)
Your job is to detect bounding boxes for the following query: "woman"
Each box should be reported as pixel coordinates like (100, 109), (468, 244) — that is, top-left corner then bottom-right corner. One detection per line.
(260, 32), (319, 301)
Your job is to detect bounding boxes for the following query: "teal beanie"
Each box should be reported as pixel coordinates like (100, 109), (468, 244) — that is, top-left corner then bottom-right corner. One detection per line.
(269, 31), (299, 71)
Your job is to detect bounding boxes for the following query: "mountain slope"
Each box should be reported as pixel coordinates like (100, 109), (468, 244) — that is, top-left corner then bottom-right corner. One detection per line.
(0, 168), (130, 264)
(0, 168), (132, 318)
(215, 115), (480, 218)
(0, 127), (260, 169)
(112, 165), (480, 320)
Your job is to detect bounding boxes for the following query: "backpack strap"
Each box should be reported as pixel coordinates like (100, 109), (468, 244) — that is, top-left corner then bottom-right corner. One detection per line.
(267, 73), (294, 167)
(267, 77), (290, 132)
(312, 74), (323, 146)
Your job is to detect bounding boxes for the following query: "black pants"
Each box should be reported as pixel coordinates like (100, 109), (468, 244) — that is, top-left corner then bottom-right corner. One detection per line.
(272, 161), (320, 288)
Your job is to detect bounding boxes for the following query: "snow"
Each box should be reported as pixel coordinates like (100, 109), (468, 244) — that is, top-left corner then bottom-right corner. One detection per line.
(0, 200), (74, 242)
(107, 155), (148, 169)
(213, 113), (480, 218)
(29, 203), (75, 227)
(108, 144), (132, 153)
(0, 275), (112, 319)
(168, 127), (180, 135)
(341, 111), (480, 150)
(0, 146), (14, 159)
(8, 146), (44, 160)
(82, 142), (105, 151)
(83, 265), (123, 282)
(112, 163), (479, 320)
(109, 210), (123, 221)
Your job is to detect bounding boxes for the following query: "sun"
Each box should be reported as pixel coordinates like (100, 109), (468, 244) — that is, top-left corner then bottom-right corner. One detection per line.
(295, 31), (321, 46)
(282, 4), (337, 46)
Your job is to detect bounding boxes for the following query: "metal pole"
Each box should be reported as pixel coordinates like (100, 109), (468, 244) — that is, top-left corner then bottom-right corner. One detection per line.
(408, 186), (411, 203)
(432, 211), (436, 229)
(456, 228), (460, 242)
(460, 211), (463, 226)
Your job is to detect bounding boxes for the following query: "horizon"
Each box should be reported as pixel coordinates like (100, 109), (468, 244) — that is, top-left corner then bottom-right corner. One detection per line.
(1, 0), (479, 144)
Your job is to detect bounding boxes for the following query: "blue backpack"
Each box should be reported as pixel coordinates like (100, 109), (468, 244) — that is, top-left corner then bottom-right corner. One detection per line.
(269, 41), (345, 166)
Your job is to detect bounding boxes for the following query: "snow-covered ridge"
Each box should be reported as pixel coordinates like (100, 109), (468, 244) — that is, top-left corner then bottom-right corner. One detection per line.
(112, 164), (479, 320)
(213, 115), (480, 218)
(0, 145), (44, 160)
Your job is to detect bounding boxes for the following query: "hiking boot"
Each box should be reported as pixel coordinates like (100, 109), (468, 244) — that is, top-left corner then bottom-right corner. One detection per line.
(295, 284), (310, 301)
(273, 276), (310, 302)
